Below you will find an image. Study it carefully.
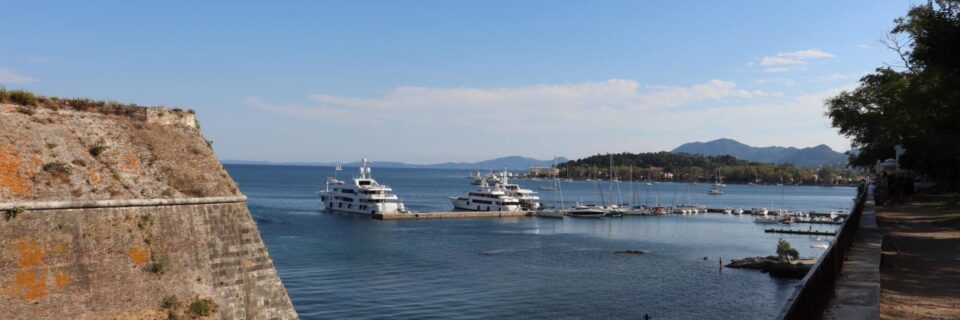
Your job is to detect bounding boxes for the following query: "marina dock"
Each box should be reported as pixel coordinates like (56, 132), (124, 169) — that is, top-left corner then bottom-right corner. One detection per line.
(375, 211), (534, 220)
(764, 228), (836, 236)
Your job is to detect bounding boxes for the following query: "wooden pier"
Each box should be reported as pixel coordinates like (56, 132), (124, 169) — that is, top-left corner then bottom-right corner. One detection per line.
(794, 220), (842, 225)
(764, 228), (836, 236)
(374, 211), (533, 220)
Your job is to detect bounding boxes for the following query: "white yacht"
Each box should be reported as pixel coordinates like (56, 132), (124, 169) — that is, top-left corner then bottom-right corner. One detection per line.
(751, 207), (769, 216)
(753, 217), (780, 224)
(707, 187), (724, 196)
(498, 173), (542, 210)
(319, 159), (408, 215)
(566, 203), (606, 218)
(450, 181), (522, 211)
(471, 171), (502, 186)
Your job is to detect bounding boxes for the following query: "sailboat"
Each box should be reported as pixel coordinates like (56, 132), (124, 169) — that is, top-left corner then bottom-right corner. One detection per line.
(326, 162), (345, 185)
(626, 167), (651, 215)
(537, 159), (565, 218)
(707, 167), (724, 196)
(604, 154), (625, 217)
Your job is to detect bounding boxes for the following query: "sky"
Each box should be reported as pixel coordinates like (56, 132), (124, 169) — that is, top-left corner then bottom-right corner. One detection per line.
(1, 1), (915, 163)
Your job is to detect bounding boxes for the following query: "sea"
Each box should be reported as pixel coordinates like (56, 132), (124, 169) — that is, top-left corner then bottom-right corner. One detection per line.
(225, 164), (857, 320)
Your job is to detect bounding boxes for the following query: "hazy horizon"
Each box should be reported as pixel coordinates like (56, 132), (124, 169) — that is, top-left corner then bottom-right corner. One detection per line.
(221, 137), (841, 165)
(1, 1), (910, 163)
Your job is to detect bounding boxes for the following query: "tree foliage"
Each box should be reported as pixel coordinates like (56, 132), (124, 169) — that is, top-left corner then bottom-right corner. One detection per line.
(826, 0), (960, 190)
(776, 239), (800, 262)
(557, 152), (856, 184)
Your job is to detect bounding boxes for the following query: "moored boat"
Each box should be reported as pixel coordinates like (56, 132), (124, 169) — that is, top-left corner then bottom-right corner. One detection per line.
(450, 181), (522, 212)
(318, 159), (408, 215)
(567, 203), (606, 218)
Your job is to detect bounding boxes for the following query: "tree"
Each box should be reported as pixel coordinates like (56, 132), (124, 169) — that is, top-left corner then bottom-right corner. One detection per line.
(777, 239), (800, 262)
(826, 0), (960, 190)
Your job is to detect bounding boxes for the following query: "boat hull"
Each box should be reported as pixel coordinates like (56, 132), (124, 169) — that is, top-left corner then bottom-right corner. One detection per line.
(450, 197), (521, 212)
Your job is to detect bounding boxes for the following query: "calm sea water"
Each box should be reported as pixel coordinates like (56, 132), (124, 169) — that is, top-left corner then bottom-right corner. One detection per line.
(226, 164), (856, 319)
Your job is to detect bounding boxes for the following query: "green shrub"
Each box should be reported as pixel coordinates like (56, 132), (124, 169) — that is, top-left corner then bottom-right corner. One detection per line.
(88, 144), (107, 157)
(147, 261), (166, 275)
(8, 89), (37, 106)
(161, 295), (180, 309)
(137, 214), (153, 230)
(5, 206), (26, 220)
(189, 298), (217, 316)
(42, 161), (72, 175)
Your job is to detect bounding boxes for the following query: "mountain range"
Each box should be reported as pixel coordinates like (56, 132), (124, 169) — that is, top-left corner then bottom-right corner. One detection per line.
(222, 156), (568, 170)
(225, 139), (847, 169)
(671, 138), (848, 168)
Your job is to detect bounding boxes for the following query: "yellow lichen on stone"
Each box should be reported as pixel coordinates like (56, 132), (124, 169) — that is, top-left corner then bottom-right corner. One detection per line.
(127, 247), (150, 265)
(11, 240), (48, 301)
(121, 153), (139, 173)
(17, 240), (43, 268)
(54, 272), (69, 289)
(88, 169), (101, 185)
(13, 269), (47, 301)
(0, 143), (30, 197)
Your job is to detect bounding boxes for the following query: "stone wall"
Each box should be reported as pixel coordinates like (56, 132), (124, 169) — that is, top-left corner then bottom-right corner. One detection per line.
(1, 99), (297, 319)
(0, 200), (297, 319)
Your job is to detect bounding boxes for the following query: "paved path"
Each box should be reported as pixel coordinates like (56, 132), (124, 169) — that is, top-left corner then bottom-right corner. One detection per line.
(823, 200), (882, 320)
(875, 196), (960, 319)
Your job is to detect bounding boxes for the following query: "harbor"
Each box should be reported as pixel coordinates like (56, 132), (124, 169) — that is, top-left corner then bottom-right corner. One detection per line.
(316, 159), (851, 226)
(232, 163), (856, 319)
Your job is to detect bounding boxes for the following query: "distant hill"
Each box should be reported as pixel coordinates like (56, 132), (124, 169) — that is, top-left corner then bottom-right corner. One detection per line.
(426, 156), (568, 170)
(222, 156), (568, 170)
(672, 138), (848, 168)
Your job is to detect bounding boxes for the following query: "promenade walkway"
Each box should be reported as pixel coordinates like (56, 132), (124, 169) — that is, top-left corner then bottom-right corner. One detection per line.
(875, 195), (960, 319)
(823, 200), (882, 319)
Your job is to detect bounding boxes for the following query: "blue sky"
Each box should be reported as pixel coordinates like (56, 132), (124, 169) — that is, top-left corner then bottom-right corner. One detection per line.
(1, 1), (913, 163)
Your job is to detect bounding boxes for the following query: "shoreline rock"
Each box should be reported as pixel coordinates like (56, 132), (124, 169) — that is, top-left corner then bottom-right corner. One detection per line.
(614, 250), (646, 255)
(726, 256), (812, 279)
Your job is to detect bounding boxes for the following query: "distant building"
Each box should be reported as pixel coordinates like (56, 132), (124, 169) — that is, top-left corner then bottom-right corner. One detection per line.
(662, 172), (674, 180)
(528, 167), (559, 177)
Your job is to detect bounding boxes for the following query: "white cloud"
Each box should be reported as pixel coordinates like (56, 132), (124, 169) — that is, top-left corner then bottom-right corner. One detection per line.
(241, 79), (854, 162)
(777, 49), (834, 59)
(752, 49), (835, 72)
(753, 78), (796, 86)
(857, 43), (872, 49)
(247, 79), (780, 131)
(0, 68), (36, 84)
(810, 73), (863, 82)
(760, 56), (804, 66)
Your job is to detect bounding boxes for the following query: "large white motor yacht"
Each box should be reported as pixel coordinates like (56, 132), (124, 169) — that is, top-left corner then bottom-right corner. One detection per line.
(318, 159), (408, 215)
(450, 181), (522, 211)
(497, 172), (541, 210)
